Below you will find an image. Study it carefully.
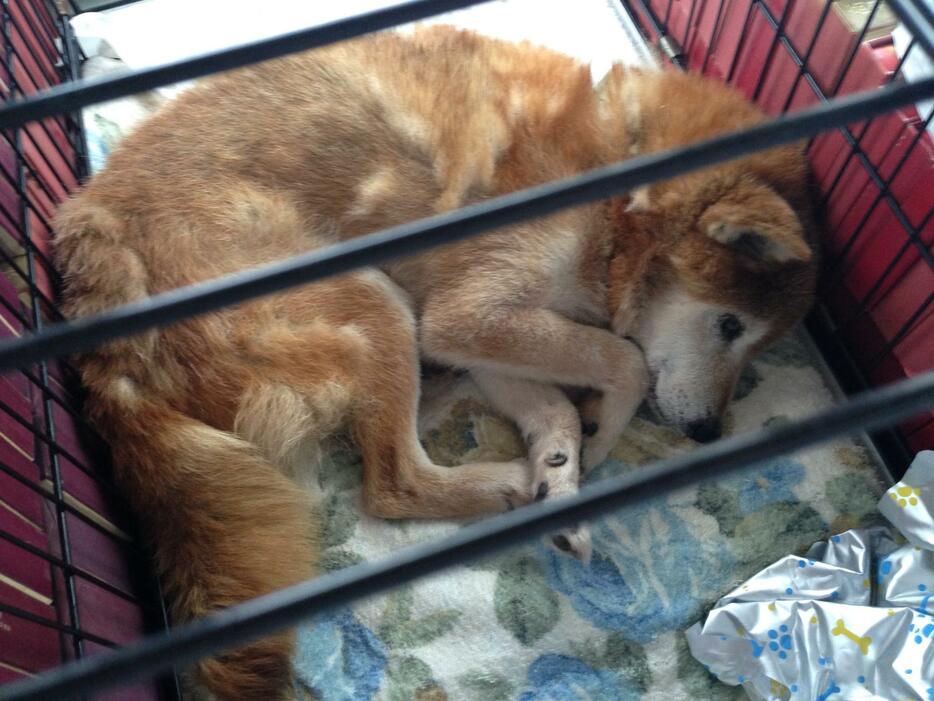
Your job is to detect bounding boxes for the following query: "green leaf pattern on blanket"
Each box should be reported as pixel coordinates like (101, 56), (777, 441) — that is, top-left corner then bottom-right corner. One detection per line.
(281, 333), (891, 700)
(570, 633), (652, 692)
(495, 556), (560, 645)
(696, 472), (828, 573)
(457, 671), (515, 701)
(320, 548), (364, 572)
(696, 482), (746, 537)
(317, 443), (365, 491)
(605, 634), (652, 691)
(323, 489), (359, 548)
(675, 635), (741, 701)
(378, 588), (462, 649)
(317, 444), (364, 548)
(825, 457), (891, 533)
(387, 655), (447, 701)
(380, 588), (415, 636)
(608, 417), (694, 467)
(731, 502), (826, 571)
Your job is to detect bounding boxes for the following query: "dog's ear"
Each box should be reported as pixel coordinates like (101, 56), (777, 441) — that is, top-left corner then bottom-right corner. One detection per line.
(699, 185), (811, 264)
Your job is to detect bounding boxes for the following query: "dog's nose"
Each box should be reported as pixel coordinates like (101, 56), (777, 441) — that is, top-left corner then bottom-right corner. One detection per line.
(686, 417), (722, 443)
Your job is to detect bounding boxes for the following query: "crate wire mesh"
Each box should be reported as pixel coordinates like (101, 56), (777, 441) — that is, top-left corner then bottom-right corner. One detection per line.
(0, 1), (179, 697)
(620, 0), (934, 473)
(0, 0), (927, 699)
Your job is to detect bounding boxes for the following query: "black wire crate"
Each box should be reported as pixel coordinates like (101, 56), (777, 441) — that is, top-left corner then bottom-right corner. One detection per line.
(619, 0), (933, 474)
(0, 0), (928, 700)
(0, 1), (176, 698)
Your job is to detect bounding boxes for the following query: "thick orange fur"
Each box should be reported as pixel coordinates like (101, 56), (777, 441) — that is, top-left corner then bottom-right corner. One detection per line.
(54, 27), (818, 700)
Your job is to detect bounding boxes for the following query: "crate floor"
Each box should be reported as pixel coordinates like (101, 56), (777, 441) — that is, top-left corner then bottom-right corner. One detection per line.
(296, 333), (890, 701)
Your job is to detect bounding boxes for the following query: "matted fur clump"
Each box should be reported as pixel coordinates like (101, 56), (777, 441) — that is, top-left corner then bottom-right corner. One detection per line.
(54, 26), (817, 700)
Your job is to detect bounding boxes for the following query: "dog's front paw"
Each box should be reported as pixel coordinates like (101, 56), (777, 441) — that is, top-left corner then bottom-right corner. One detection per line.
(549, 524), (592, 563)
(524, 422), (582, 508)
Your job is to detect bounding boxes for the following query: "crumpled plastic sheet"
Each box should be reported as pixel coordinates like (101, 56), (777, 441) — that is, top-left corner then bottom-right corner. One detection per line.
(687, 451), (934, 700)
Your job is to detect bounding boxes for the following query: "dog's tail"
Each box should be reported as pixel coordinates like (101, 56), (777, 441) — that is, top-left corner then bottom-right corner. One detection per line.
(54, 200), (317, 699)
(91, 387), (317, 700)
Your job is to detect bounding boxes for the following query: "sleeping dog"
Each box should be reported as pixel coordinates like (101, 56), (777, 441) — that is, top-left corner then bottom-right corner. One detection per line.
(54, 26), (817, 700)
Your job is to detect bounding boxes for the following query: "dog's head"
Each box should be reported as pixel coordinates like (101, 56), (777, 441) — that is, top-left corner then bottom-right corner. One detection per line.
(602, 69), (819, 442)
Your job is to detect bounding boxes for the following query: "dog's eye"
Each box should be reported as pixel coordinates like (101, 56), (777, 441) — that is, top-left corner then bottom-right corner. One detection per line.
(718, 313), (744, 343)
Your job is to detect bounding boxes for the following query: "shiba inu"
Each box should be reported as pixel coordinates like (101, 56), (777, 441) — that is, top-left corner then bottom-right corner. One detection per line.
(53, 26), (817, 701)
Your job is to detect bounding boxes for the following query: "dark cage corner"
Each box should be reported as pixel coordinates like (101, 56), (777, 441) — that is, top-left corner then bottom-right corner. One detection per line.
(0, 1), (179, 698)
(0, 0), (929, 699)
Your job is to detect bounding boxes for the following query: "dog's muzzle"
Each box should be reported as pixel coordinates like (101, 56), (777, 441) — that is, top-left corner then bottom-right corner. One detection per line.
(685, 417), (722, 443)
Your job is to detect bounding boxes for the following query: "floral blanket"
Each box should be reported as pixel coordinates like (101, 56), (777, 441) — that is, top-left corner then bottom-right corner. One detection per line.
(294, 335), (890, 701)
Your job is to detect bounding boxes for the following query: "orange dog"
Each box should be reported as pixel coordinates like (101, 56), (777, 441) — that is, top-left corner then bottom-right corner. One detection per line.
(54, 27), (817, 700)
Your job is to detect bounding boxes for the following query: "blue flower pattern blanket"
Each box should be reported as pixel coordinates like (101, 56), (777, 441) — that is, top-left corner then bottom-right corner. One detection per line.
(290, 338), (889, 701)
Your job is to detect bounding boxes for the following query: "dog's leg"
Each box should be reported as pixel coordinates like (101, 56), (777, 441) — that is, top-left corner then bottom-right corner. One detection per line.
(577, 387), (644, 474)
(471, 368), (591, 561)
(355, 360), (534, 519)
(321, 273), (535, 518)
(242, 273), (533, 518)
(422, 304), (648, 472)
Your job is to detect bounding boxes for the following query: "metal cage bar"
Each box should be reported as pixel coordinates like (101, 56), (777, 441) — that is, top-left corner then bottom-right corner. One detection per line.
(0, 370), (931, 701)
(748, 0), (934, 289)
(0, 0), (499, 130)
(816, 40), (917, 209)
(0, 78), (931, 372)
(0, 0), (929, 698)
(2, 0), (86, 675)
(889, 0), (934, 56)
(0, 601), (115, 648)
(0, 3), (174, 696)
(867, 290), (934, 371)
(0, 524), (154, 607)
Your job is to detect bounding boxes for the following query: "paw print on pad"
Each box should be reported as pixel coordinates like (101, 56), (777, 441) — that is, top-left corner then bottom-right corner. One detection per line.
(767, 624), (793, 660)
(888, 484), (922, 507)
